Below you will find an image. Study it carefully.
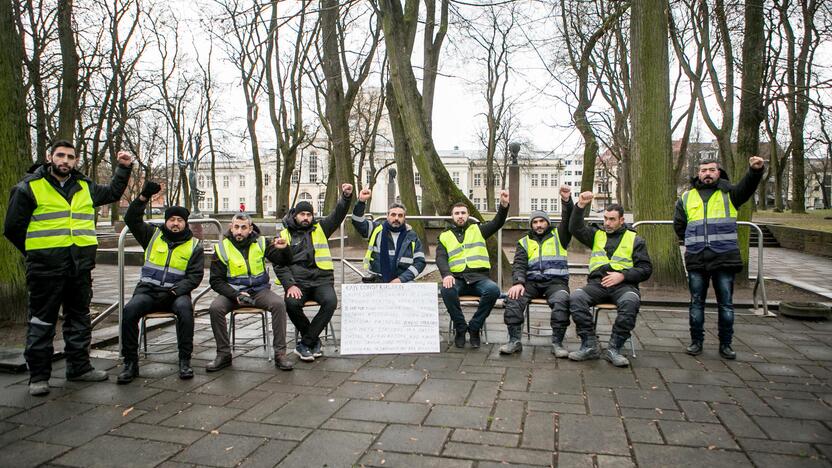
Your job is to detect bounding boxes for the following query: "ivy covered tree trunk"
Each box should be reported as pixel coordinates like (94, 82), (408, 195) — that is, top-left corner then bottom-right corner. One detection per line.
(0, 0), (32, 321)
(630, 0), (685, 286)
(57, 0), (78, 140)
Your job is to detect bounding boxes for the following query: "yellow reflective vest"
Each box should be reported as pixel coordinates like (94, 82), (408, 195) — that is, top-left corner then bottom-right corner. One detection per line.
(280, 224), (333, 270)
(139, 228), (200, 288)
(588, 230), (635, 273)
(439, 225), (490, 273)
(682, 189), (738, 254)
(25, 178), (97, 251)
(216, 236), (270, 292)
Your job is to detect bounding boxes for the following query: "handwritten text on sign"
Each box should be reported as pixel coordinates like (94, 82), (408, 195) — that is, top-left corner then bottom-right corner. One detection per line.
(340, 283), (440, 355)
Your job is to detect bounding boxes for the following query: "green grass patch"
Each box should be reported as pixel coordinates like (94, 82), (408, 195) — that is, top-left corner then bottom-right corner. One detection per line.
(754, 209), (832, 233)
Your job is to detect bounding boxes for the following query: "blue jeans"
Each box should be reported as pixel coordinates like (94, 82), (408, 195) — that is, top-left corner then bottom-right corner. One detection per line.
(441, 277), (501, 332)
(688, 270), (735, 345)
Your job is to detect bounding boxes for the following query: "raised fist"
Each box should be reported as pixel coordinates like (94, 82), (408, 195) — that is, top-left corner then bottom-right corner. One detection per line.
(341, 183), (354, 197)
(577, 191), (594, 208)
(140, 181), (162, 199)
(273, 237), (288, 249)
(499, 190), (510, 207)
(358, 188), (372, 202)
(749, 156), (764, 170)
(559, 185), (571, 201)
(116, 151), (134, 167)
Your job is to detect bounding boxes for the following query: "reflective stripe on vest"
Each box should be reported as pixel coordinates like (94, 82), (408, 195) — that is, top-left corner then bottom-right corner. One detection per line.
(280, 224), (334, 270)
(363, 224), (418, 274)
(588, 230), (635, 273)
(217, 236), (270, 291)
(682, 188), (738, 254)
(139, 228), (199, 287)
(25, 178), (97, 251)
(520, 232), (569, 280)
(439, 225), (490, 272)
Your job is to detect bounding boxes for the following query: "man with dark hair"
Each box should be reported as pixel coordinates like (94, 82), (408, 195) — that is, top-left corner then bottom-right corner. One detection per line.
(352, 189), (426, 283)
(207, 213), (295, 371)
(4, 140), (132, 396)
(674, 156), (765, 359)
(500, 186), (574, 355)
(276, 183), (353, 361)
(117, 182), (204, 383)
(437, 191), (510, 349)
(567, 192), (652, 367)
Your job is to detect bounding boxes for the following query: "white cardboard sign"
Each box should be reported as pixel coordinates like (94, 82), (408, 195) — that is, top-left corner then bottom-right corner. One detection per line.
(340, 283), (440, 355)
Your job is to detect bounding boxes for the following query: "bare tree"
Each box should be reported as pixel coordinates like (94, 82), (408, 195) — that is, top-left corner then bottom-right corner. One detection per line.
(57, 0), (79, 139)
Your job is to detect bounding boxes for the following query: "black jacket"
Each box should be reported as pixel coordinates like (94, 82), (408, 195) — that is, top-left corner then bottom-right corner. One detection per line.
(436, 203), (509, 283)
(512, 198), (574, 285)
(4, 163), (132, 276)
(274, 192), (352, 289)
(125, 197), (204, 300)
(569, 204), (652, 286)
(210, 226), (293, 300)
(673, 166), (764, 272)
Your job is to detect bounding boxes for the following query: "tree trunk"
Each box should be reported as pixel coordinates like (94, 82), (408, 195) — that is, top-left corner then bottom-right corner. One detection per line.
(0, 0), (32, 321)
(630, 0), (685, 286)
(57, 0), (78, 140)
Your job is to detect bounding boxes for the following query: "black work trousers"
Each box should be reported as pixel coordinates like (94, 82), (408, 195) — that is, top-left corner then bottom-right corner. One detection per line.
(569, 282), (641, 342)
(121, 292), (194, 362)
(284, 283), (337, 347)
(25, 272), (95, 383)
(503, 280), (570, 341)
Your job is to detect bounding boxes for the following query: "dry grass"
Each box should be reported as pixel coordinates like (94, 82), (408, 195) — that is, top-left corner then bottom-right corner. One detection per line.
(754, 209), (832, 233)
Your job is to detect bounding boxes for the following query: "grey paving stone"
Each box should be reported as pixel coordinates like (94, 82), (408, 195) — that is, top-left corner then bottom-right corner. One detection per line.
(751, 363), (810, 377)
(583, 369), (639, 388)
(633, 443), (753, 467)
(678, 400), (719, 423)
(350, 367), (426, 385)
(660, 369), (745, 387)
(620, 407), (686, 420)
(556, 452), (595, 468)
(264, 395), (348, 427)
(657, 420), (740, 449)
(238, 439), (297, 468)
(624, 418), (663, 444)
(410, 378), (474, 405)
(452, 428), (520, 447)
(0, 423), (42, 449)
(710, 403), (767, 438)
(747, 452), (831, 468)
(558, 414), (630, 455)
(668, 383), (734, 403)
(28, 405), (143, 446)
(55, 434), (182, 468)
(491, 400), (524, 433)
(134, 400), (192, 425)
(361, 450), (474, 468)
(586, 387), (618, 416)
(63, 382), (161, 406)
(174, 433), (266, 467)
(597, 455), (636, 468)
(373, 424), (451, 455)
(148, 372), (218, 393)
(767, 398), (832, 421)
(277, 429), (374, 467)
(754, 416), (832, 443)
(614, 388), (678, 409)
(235, 391), (296, 422)
(321, 418), (387, 434)
(218, 420), (311, 441)
(0, 439), (69, 468)
(520, 411), (554, 450)
(528, 369), (583, 394)
(330, 381), (391, 400)
(499, 390), (584, 404)
(7, 399), (93, 427)
(111, 422), (206, 445)
(442, 441), (552, 465)
(526, 400), (587, 414)
(724, 387), (776, 416)
(424, 404), (490, 429)
(502, 367), (530, 391)
(632, 367), (666, 390)
(736, 438), (818, 457)
(161, 404), (242, 430)
(335, 399), (430, 424)
(414, 356), (464, 371)
(195, 371), (273, 397)
(466, 380), (500, 407)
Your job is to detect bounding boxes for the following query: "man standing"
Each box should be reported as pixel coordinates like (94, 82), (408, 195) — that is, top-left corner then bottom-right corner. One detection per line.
(117, 182), (204, 384)
(438, 191), (510, 349)
(674, 156), (765, 360)
(207, 213), (294, 371)
(567, 193), (652, 367)
(4, 140), (132, 396)
(276, 183), (353, 361)
(500, 186), (574, 355)
(351, 188), (426, 283)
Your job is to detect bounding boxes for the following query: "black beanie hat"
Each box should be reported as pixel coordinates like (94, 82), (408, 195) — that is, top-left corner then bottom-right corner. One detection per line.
(165, 206), (190, 222)
(294, 201), (314, 215)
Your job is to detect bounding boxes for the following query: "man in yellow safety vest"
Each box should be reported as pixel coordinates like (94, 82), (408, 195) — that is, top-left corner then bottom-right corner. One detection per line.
(437, 190), (510, 349)
(567, 192), (652, 367)
(4, 139), (133, 396)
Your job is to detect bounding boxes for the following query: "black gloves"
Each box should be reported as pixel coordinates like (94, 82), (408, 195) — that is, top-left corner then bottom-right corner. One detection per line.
(140, 181), (162, 199)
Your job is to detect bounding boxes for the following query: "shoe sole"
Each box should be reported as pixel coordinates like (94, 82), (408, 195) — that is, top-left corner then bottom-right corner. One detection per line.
(720, 353), (737, 360)
(603, 354), (630, 367)
(206, 363), (232, 372)
(499, 347), (522, 355)
(116, 377), (135, 385)
(179, 374), (194, 380)
(294, 349), (315, 361)
(276, 365), (294, 371)
(686, 350), (703, 356)
(29, 387), (50, 396)
(568, 352), (600, 361)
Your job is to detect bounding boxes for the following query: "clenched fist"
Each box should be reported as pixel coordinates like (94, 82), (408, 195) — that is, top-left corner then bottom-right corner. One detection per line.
(117, 151), (134, 167)
(499, 190), (510, 207)
(341, 183), (354, 197)
(577, 191), (594, 208)
(559, 185), (571, 201)
(273, 237), (288, 249)
(140, 181), (162, 200)
(749, 156), (764, 170)
(358, 188), (372, 202)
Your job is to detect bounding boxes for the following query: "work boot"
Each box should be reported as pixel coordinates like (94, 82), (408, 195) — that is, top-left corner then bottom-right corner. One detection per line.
(117, 361), (140, 384)
(469, 329), (481, 348)
(294, 342), (315, 361)
(67, 369), (108, 382)
(551, 329), (568, 358)
(179, 358), (194, 379)
(312, 340), (323, 358)
(604, 334), (630, 367)
(686, 341), (703, 356)
(275, 354), (294, 371)
(499, 325), (523, 354)
(28, 381), (49, 396)
(454, 327), (467, 348)
(568, 335), (600, 361)
(719, 343), (737, 360)
(206, 354), (232, 372)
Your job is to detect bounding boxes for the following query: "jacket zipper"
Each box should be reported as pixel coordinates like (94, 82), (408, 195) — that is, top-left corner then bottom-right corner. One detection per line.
(161, 247), (173, 286)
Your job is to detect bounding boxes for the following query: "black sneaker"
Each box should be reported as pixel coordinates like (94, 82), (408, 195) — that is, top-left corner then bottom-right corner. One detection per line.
(719, 344), (736, 360)
(295, 343), (315, 361)
(454, 328), (466, 348)
(179, 359), (194, 379)
(312, 341), (323, 358)
(469, 329), (481, 348)
(686, 341), (703, 356)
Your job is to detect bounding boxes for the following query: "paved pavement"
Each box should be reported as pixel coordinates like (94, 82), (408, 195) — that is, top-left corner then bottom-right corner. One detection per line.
(750, 248), (832, 300)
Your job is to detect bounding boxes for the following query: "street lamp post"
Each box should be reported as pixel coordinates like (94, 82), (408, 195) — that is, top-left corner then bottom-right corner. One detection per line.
(508, 142), (521, 217)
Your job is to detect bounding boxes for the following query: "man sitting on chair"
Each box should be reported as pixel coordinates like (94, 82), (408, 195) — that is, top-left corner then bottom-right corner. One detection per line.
(206, 213), (294, 372)
(118, 182), (204, 384)
(567, 192), (652, 367)
(500, 185), (574, 356)
(351, 188), (426, 283)
(437, 191), (510, 349)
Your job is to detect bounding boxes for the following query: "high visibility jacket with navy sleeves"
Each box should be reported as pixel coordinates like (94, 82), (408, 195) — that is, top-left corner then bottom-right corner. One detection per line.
(363, 224), (426, 282)
(518, 231), (569, 281)
(139, 228), (201, 289)
(681, 188), (738, 255)
(216, 236), (270, 293)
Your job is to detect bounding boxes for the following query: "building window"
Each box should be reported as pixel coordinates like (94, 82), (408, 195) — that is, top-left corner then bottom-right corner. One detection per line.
(540, 199), (548, 212)
(222, 198), (229, 210)
(198, 176), (204, 187)
(415, 172), (421, 185)
(576, 170), (582, 176)
(239, 197), (246, 205)
(264, 174), (270, 186)
(474, 198), (481, 210)
(551, 198), (559, 213)
(416, 195), (422, 206)
(452, 172), (460, 185)
(206, 197), (213, 208)
(308, 154), (318, 182)
(540, 174), (549, 187)
(531, 198), (538, 211)
(474, 173), (482, 187)
(318, 192), (325, 212)
(299, 192), (312, 201)
(565, 171), (572, 176)
(531, 174), (539, 187)
(565, 181), (572, 186)
(551, 174), (558, 186)
(239, 176), (246, 187)
(365, 171), (372, 184)
(396, 195), (401, 203)
(223, 175), (229, 188)
(291, 171), (299, 184)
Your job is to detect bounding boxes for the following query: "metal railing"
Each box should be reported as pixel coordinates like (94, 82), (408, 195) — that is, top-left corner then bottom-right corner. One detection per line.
(632, 220), (772, 317)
